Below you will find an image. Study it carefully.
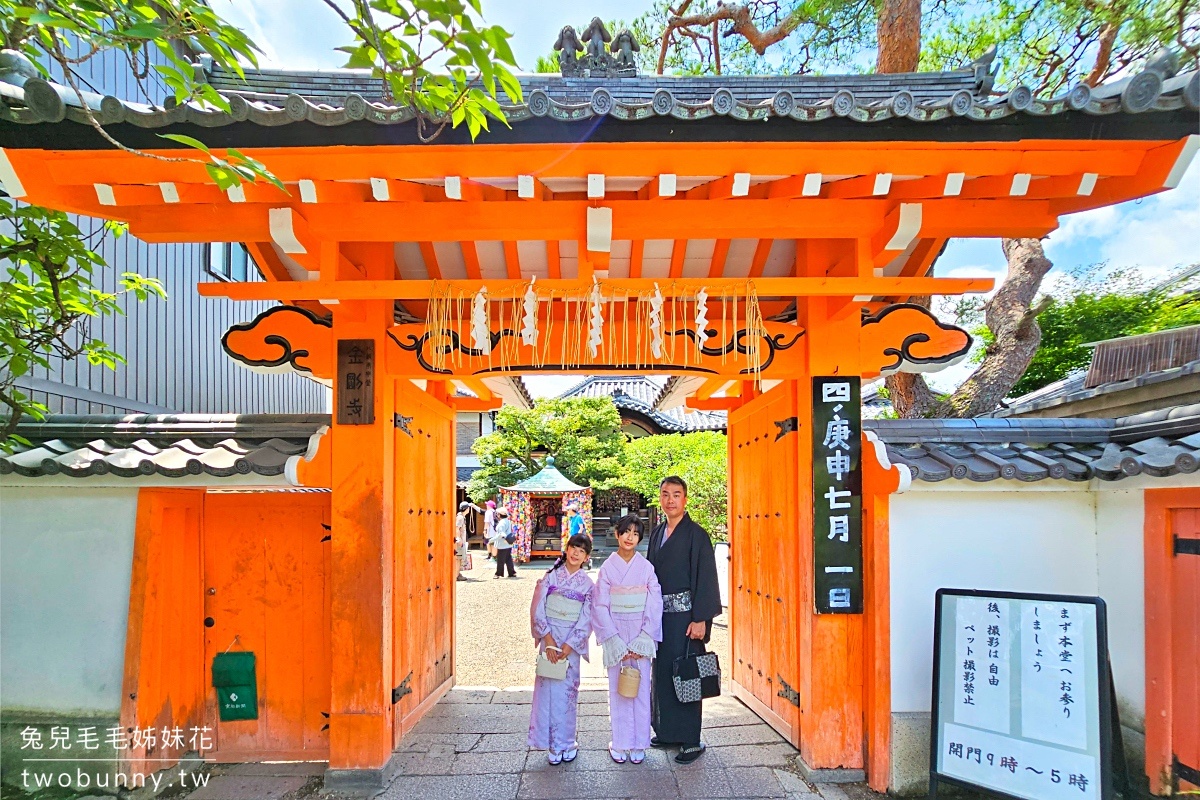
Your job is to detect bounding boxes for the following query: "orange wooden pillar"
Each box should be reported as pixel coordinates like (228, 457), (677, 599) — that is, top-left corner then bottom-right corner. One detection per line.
(326, 297), (397, 786)
(1143, 487), (1200, 795)
(795, 295), (867, 777)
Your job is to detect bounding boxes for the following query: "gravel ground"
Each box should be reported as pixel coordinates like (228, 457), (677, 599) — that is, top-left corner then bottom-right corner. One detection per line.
(456, 553), (730, 689)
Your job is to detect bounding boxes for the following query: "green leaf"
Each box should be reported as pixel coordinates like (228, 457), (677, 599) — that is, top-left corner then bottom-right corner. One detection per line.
(158, 133), (210, 153)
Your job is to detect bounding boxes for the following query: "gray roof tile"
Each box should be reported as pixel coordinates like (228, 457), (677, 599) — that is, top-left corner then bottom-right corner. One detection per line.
(5, 406), (1200, 485)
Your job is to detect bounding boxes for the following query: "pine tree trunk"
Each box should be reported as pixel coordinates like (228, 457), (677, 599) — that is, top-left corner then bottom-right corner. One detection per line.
(886, 239), (1055, 418)
(876, 0), (922, 73)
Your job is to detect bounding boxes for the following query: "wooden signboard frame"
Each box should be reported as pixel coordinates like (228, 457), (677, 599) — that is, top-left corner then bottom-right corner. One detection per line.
(929, 589), (1120, 800)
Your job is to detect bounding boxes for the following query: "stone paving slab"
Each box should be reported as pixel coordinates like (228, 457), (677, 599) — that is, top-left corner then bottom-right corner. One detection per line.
(516, 767), (681, 799)
(676, 767), (738, 798)
(705, 723), (787, 747)
(186, 775), (308, 800)
(727, 766), (790, 798)
(472, 732), (532, 752)
(450, 750), (529, 775)
(380, 773), (521, 800)
(713, 743), (798, 768)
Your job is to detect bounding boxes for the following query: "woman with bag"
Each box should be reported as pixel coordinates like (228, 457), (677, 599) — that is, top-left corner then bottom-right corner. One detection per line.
(527, 534), (594, 765)
(592, 515), (662, 764)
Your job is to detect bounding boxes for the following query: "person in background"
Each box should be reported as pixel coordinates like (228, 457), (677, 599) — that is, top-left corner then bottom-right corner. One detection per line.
(528, 534), (595, 765)
(647, 475), (720, 764)
(566, 504), (590, 567)
(484, 499), (497, 560)
(491, 507), (518, 579)
(456, 501), (481, 581)
(592, 514), (662, 764)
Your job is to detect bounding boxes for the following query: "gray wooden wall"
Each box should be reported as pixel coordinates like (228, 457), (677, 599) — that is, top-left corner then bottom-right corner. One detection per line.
(16, 38), (328, 415)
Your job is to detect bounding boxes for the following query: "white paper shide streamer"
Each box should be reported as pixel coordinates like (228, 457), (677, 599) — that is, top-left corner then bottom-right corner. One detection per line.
(587, 279), (604, 358)
(471, 287), (491, 355)
(695, 287), (709, 349)
(649, 283), (664, 359)
(520, 278), (539, 347)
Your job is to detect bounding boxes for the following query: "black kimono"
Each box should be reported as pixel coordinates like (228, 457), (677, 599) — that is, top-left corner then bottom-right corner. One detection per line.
(647, 512), (722, 745)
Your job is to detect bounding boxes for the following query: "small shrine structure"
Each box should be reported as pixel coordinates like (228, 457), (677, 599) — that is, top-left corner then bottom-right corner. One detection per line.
(499, 456), (593, 560)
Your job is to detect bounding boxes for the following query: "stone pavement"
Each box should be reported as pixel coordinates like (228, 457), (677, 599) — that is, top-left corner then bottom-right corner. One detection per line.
(379, 685), (824, 800)
(181, 686), (857, 800)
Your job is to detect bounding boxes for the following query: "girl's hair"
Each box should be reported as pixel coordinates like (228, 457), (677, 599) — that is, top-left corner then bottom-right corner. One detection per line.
(614, 513), (644, 542)
(549, 533), (593, 572)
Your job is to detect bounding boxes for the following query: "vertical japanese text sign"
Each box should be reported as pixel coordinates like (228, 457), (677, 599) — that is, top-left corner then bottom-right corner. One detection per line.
(812, 376), (863, 614)
(337, 339), (375, 425)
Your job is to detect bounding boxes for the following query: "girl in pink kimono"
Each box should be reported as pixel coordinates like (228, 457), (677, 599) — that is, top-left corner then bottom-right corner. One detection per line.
(528, 533), (595, 764)
(592, 514), (663, 764)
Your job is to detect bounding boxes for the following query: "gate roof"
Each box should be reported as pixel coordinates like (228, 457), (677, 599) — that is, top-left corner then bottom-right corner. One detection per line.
(0, 52), (1196, 309)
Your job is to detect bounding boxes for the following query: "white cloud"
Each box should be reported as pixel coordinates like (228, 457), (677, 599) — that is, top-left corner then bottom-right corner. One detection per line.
(1048, 157), (1200, 280)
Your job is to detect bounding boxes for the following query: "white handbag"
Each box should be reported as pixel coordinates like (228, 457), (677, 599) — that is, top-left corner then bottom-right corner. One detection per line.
(535, 651), (568, 680)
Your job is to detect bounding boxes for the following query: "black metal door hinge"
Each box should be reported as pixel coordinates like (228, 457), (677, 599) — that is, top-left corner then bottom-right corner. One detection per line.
(1173, 535), (1200, 556)
(774, 417), (799, 441)
(776, 675), (800, 707)
(1174, 757), (1200, 790)
(392, 671), (413, 704)
(393, 413), (413, 436)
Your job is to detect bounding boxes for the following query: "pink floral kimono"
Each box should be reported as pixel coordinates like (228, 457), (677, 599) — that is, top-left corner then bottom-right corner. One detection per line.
(592, 551), (663, 751)
(528, 564), (595, 753)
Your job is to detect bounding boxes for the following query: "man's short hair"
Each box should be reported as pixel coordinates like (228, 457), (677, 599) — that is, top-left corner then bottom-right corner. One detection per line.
(659, 475), (688, 495)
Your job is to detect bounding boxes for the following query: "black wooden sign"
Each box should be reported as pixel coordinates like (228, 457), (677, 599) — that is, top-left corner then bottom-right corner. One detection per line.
(337, 339), (375, 425)
(812, 376), (862, 614)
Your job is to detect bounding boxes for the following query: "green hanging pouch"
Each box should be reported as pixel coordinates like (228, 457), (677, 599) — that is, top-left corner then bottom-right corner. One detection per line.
(212, 651), (258, 721)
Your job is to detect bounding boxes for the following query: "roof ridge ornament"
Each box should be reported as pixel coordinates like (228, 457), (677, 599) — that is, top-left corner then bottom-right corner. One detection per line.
(554, 18), (639, 78)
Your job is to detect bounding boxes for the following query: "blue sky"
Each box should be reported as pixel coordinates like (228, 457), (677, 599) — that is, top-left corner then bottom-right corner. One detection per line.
(215, 0), (1198, 395)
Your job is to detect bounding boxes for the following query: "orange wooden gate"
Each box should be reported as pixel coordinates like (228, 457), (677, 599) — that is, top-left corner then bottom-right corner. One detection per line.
(728, 382), (803, 745)
(1168, 506), (1199, 791)
(1144, 488), (1200, 794)
(391, 379), (458, 744)
(202, 491), (332, 761)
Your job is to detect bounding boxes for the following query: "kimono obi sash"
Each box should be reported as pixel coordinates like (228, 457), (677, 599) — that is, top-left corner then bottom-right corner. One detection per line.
(662, 590), (692, 614)
(610, 585), (648, 616)
(545, 586), (586, 622)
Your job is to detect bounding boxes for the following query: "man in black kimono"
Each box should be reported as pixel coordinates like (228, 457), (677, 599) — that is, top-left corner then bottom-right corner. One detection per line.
(647, 475), (721, 763)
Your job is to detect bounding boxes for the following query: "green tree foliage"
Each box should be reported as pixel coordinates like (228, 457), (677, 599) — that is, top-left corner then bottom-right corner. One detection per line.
(605, 432), (728, 537)
(1, 0), (520, 443)
(1008, 265), (1200, 396)
(466, 398), (625, 501)
(327, 0), (521, 140)
(638, 0), (1194, 80)
(921, 0), (1197, 94)
(0, 199), (166, 444)
(636, 0), (880, 76)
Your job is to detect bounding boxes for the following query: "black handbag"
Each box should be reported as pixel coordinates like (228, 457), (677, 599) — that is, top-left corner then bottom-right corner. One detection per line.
(671, 635), (721, 703)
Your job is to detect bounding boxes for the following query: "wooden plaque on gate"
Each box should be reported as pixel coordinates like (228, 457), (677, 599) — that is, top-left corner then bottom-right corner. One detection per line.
(337, 339), (375, 425)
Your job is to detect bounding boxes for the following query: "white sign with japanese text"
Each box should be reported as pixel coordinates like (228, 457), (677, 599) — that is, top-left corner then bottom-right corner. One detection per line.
(933, 591), (1110, 800)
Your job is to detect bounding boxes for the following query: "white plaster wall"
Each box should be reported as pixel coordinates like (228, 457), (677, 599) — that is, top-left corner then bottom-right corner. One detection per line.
(0, 487), (138, 714)
(889, 487), (1100, 713)
(1095, 489), (1146, 728)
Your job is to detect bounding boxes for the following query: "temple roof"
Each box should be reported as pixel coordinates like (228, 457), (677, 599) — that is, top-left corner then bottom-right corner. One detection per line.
(5, 407), (1198, 485)
(1, 49), (1195, 147)
(558, 375), (727, 433)
(504, 456), (587, 492)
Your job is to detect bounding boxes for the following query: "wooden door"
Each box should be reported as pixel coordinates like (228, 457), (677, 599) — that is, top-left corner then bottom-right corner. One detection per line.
(392, 380), (458, 744)
(202, 492), (331, 761)
(728, 382), (802, 745)
(1169, 507), (1199, 791)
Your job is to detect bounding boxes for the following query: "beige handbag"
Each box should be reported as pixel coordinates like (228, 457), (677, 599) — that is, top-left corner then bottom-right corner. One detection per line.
(536, 651), (568, 680)
(617, 663), (641, 698)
